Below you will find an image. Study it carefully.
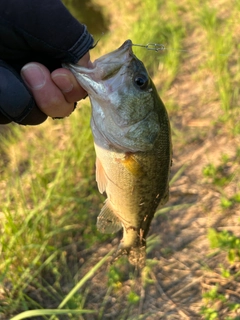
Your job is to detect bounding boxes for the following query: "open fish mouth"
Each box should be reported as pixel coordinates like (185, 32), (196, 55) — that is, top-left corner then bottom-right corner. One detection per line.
(63, 39), (134, 95)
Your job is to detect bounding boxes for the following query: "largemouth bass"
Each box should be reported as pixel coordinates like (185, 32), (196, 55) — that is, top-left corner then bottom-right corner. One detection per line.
(65, 40), (172, 268)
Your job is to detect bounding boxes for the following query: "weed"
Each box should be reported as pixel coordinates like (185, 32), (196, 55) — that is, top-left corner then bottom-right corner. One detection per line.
(208, 229), (240, 263)
(203, 160), (233, 188)
(0, 105), (105, 317)
(203, 285), (227, 303)
(107, 264), (124, 290)
(127, 290), (140, 305)
(200, 306), (219, 320)
(200, 229), (240, 319)
(202, 150), (240, 213)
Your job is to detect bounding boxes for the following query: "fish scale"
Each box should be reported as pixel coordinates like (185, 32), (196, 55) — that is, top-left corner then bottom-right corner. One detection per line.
(64, 39), (172, 268)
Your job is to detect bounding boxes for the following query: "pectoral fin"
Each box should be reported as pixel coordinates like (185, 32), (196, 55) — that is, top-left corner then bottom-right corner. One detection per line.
(96, 157), (108, 194)
(97, 200), (122, 234)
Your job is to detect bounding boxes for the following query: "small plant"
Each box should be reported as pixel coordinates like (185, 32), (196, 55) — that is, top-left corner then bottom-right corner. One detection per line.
(208, 229), (240, 263)
(200, 282), (240, 320)
(203, 286), (226, 303)
(200, 306), (219, 320)
(220, 193), (240, 210)
(220, 196), (234, 209)
(107, 264), (124, 290)
(200, 229), (240, 319)
(127, 290), (140, 305)
(203, 159), (233, 188)
(200, 286), (226, 320)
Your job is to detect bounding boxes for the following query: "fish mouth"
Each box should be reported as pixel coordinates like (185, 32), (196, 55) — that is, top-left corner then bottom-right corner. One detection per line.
(119, 39), (133, 50)
(64, 40), (134, 95)
(92, 39), (133, 72)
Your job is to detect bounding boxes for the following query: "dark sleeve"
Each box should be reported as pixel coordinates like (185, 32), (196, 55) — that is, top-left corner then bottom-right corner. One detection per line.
(0, 60), (48, 125)
(0, 0), (94, 71)
(0, 0), (94, 125)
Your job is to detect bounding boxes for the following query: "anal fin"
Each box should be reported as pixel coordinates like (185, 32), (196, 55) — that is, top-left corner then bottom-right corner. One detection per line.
(97, 200), (122, 234)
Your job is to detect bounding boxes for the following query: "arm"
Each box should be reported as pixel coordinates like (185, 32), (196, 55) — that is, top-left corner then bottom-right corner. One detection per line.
(0, 0), (94, 125)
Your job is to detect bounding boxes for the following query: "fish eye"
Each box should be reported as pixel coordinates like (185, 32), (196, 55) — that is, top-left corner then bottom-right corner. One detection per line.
(134, 74), (149, 90)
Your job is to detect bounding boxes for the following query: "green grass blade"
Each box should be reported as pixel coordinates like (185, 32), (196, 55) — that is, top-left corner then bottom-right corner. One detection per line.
(155, 203), (193, 217)
(10, 309), (96, 320)
(169, 163), (189, 187)
(57, 249), (114, 310)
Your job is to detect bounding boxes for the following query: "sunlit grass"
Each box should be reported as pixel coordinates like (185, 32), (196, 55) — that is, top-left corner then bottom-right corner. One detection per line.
(129, 0), (186, 91)
(195, 1), (239, 114)
(0, 105), (110, 317)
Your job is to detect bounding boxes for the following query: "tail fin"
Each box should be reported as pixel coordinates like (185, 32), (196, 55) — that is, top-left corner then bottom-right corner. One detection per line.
(112, 244), (146, 269)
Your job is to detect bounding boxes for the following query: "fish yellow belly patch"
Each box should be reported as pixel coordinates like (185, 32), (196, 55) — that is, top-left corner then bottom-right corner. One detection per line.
(120, 153), (145, 178)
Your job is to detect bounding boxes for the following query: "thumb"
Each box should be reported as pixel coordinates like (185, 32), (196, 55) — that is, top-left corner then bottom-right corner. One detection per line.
(21, 62), (75, 118)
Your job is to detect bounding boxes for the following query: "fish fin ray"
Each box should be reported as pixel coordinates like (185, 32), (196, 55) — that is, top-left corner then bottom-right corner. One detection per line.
(97, 201), (122, 234)
(96, 157), (108, 194)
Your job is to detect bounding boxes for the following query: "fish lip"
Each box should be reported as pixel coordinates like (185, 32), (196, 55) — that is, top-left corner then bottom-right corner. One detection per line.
(118, 39), (133, 51)
(92, 39), (133, 78)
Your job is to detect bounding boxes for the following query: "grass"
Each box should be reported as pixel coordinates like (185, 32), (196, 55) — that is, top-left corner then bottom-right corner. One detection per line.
(0, 106), (111, 318)
(1, 0), (240, 319)
(129, 0), (186, 91)
(200, 229), (240, 320)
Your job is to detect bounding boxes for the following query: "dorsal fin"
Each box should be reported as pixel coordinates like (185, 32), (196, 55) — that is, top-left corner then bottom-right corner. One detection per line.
(97, 200), (122, 234)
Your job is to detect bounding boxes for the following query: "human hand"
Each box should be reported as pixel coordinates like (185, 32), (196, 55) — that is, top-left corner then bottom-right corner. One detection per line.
(21, 52), (92, 118)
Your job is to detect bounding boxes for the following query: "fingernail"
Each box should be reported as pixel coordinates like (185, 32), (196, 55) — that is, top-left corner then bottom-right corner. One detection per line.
(21, 64), (46, 89)
(51, 73), (73, 93)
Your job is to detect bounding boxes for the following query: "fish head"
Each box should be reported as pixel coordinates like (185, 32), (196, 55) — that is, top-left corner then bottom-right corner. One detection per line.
(64, 40), (164, 152)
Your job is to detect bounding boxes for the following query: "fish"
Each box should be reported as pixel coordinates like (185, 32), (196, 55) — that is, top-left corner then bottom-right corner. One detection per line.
(64, 40), (172, 268)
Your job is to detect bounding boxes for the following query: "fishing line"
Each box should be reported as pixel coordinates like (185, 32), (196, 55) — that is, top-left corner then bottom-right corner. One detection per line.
(131, 42), (229, 56)
(132, 42), (187, 53)
(132, 43), (166, 52)
(91, 37), (229, 56)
